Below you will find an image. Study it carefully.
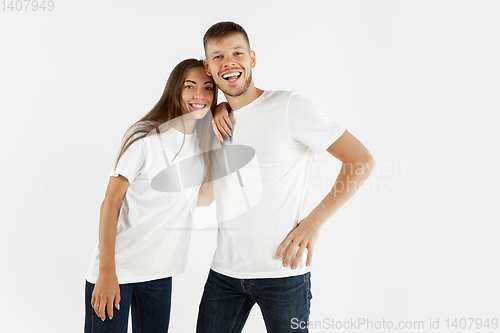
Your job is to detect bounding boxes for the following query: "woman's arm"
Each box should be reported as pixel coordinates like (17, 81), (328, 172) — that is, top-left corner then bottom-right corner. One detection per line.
(212, 102), (233, 142)
(91, 175), (129, 321)
(196, 175), (214, 207)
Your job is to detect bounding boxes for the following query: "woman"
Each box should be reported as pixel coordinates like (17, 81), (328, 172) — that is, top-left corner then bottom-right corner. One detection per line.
(85, 58), (217, 332)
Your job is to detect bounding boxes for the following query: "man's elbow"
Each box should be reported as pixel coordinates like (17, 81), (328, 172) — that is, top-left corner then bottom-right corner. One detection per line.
(358, 153), (376, 177)
(364, 154), (376, 172)
(344, 152), (376, 177)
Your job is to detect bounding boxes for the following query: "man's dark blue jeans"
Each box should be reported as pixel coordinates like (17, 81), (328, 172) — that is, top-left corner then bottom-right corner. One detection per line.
(196, 269), (312, 333)
(84, 277), (172, 333)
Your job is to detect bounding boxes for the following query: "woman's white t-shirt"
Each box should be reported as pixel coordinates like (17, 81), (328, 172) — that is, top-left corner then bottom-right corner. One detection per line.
(86, 125), (205, 284)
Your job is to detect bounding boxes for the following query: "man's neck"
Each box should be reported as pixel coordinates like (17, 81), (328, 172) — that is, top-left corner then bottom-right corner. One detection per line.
(226, 83), (265, 111)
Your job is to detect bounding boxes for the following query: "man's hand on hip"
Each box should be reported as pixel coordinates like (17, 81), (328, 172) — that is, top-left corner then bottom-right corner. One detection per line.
(275, 216), (323, 269)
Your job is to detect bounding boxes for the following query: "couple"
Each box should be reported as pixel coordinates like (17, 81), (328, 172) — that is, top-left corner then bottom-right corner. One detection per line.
(84, 21), (375, 333)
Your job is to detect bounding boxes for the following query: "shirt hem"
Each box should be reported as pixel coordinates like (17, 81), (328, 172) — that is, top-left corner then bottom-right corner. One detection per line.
(86, 268), (185, 285)
(210, 265), (311, 279)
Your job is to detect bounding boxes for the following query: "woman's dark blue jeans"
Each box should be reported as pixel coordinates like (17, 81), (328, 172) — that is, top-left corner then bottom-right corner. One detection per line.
(196, 269), (312, 333)
(84, 277), (172, 333)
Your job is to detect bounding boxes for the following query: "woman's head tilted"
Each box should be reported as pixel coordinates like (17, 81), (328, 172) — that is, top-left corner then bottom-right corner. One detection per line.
(115, 58), (218, 168)
(157, 58), (217, 122)
(180, 65), (215, 121)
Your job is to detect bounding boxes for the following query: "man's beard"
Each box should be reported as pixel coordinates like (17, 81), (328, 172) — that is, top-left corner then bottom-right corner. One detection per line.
(219, 71), (252, 97)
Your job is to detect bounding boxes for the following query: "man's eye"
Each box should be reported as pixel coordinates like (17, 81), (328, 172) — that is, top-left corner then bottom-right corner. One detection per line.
(214, 55), (221, 60)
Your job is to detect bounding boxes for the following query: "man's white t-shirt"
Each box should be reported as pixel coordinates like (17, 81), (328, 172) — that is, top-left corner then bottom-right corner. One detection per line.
(86, 124), (205, 284)
(211, 90), (345, 279)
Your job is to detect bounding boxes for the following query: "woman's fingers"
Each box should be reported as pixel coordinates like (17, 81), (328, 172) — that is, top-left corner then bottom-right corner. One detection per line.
(91, 273), (120, 321)
(212, 102), (233, 141)
(222, 115), (233, 138)
(114, 288), (121, 312)
(91, 291), (105, 320)
(91, 292), (96, 310)
(216, 119), (231, 140)
(107, 296), (114, 320)
(114, 295), (121, 311)
(97, 298), (107, 320)
(211, 119), (223, 142)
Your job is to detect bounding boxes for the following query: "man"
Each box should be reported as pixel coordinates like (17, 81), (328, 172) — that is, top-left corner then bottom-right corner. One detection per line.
(198, 21), (375, 332)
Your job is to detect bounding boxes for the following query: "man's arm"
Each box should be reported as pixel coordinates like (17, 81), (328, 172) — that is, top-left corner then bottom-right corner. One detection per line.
(275, 130), (376, 269)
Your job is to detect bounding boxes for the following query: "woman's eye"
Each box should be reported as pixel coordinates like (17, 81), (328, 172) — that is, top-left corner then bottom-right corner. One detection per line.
(185, 85), (193, 89)
(205, 87), (213, 91)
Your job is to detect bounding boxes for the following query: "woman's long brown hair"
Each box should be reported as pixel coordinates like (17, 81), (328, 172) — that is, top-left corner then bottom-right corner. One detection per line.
(114, 58), (217, 180)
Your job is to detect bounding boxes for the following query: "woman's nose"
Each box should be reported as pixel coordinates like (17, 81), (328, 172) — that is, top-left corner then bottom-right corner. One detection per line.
(193, 88), (203, 99)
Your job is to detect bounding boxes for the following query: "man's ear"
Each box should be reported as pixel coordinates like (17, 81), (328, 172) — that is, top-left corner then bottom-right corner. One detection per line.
(250, 50), (257, 69)
(203, 60), (212, 76)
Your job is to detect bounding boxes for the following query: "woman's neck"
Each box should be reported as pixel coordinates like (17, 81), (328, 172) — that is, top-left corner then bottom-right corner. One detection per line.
(172, 117), (196, 134)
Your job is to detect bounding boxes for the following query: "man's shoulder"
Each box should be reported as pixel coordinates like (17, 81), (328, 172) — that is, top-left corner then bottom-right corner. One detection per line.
(258, 90), (317, 115)
(262, 90), (300, 106)
(266, 90), (297, 99)
(266, 90), (314, 103)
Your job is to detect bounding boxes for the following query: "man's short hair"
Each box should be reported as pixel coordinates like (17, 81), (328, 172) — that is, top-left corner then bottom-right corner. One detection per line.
(203, 21), (251, 53)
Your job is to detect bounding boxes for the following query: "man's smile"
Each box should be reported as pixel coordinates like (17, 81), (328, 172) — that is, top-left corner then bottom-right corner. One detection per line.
(221, 71), (242, 82)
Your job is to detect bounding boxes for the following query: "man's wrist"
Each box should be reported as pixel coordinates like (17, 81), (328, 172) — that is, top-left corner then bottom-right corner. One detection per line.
(307, 210), (328, 227)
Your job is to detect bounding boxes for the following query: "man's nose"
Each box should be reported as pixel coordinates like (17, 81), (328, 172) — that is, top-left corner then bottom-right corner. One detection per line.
(222, 56), (237, 68)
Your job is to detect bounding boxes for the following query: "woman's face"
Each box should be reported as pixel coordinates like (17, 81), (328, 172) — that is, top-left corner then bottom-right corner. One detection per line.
(181, 66), (214, 120)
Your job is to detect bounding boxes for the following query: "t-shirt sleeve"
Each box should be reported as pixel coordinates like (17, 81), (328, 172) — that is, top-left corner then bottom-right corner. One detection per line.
(287, 93), (346, 153)
(110, 139), (145, 183)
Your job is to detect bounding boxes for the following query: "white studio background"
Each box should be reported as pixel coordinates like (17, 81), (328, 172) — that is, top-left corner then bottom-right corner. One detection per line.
(1, 0), (499, 332)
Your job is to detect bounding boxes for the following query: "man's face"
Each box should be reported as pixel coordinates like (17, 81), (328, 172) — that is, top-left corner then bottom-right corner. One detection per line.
(204, 33), (256, 97)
